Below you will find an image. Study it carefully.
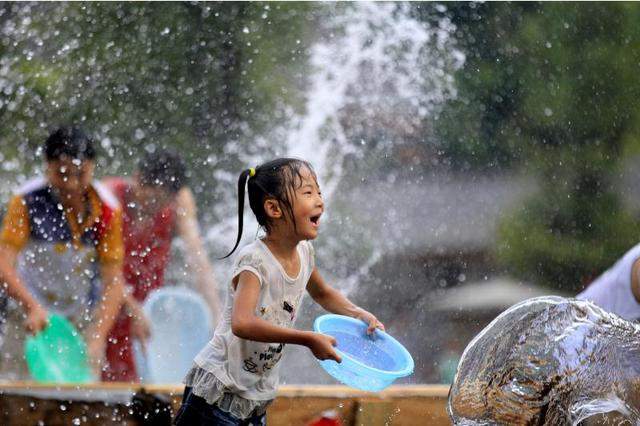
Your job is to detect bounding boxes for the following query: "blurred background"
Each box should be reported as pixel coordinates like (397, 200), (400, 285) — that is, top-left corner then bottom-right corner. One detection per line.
(1, 2), (640, 385)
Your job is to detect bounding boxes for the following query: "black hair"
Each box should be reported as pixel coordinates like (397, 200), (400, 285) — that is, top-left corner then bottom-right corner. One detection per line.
(44, 126), (96, 161)
(222, 158), (316, 258)
(138, 149), (188, 194)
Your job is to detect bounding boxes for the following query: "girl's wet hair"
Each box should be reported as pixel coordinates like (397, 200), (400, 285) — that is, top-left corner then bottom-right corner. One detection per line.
(222, 158), (316, 258)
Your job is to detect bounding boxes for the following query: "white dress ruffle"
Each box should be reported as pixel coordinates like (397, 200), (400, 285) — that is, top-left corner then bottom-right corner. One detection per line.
(183, 366), (273, 419)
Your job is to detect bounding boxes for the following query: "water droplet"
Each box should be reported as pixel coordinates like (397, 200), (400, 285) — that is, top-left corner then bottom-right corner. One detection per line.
(135, 128), (145, 140)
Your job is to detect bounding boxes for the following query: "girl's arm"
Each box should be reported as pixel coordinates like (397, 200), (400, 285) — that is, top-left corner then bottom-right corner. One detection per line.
(306, 267), (385, 334)
(232, 270), (341, 362)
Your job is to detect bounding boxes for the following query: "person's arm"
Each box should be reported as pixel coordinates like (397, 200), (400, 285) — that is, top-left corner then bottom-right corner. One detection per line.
(231, 270), (341, 362)
(0, 195), (48, 333)
(88, 208), (126, 370)
(306, 267), (384, 334)
(0, 243), (48, 333)
(123, 291), (151, 349)
(175, 187), (222, 320)
(86, 261), (125, 368)
(631, 258), (640, 304)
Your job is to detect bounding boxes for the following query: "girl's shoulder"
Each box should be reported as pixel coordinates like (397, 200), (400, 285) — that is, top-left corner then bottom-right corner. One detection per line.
(232, 240), (270, 285)
(299, 239), (315, 258)
(234, 239), (265, 260)
(299, 240), (315, 272)
(233, 241), (266, 267)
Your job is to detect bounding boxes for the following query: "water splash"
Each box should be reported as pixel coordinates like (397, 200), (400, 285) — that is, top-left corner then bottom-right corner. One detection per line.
(206, 3), (463, 286)
(448, 296), (640, 425)
(202, 3), (464, 384)
(283, 1), (464, 198)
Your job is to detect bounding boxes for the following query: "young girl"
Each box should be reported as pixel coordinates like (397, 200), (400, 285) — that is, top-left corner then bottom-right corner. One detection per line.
(174, 158), (383, 425)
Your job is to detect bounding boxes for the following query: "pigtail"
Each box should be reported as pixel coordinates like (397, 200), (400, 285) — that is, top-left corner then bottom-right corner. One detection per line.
(221, 169), (251, 259)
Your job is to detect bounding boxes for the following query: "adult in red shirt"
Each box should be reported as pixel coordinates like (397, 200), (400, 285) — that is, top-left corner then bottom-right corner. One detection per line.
(102, 150), (221, 382)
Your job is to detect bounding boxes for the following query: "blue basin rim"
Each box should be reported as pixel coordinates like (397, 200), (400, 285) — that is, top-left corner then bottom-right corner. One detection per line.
(313, 314), (414, 378)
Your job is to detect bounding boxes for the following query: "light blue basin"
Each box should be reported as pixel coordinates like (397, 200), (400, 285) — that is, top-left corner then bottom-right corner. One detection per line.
(313, 314), (414, 391)
(134, 287), (213, 383)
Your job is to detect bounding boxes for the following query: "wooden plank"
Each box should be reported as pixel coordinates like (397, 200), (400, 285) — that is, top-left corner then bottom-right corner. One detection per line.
(276, 384), (450, 398)
(391, 397), (450, 426)
(269, 397), (357, 426)
(0, 393), (138, 426)
(354, 399), (393, 426)
(0, 383), (451, 425)
(0, 382), (450, 398)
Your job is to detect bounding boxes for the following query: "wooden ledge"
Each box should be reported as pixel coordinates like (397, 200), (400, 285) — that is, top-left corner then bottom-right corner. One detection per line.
(0, 382), (452, 425)
(0, 381), (450, 400)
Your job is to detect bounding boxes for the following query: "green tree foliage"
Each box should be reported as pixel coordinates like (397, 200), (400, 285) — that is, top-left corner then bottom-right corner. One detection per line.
(435, 3), (640, 290)
(0, 2), (318, 202)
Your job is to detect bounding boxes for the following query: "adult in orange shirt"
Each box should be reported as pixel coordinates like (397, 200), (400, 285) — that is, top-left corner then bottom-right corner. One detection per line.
(0, 126), (125, 379)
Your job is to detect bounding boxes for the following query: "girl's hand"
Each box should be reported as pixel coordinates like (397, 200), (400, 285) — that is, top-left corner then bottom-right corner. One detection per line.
(307, 332), (342, 363)
(356, 309), (385, 335)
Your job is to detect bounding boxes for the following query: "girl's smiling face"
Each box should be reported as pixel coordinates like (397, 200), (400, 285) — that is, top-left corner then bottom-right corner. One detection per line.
(290, 167), (324, 240)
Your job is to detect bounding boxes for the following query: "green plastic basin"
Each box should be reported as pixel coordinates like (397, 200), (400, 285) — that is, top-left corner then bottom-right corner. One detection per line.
(24, 314), (94, 383)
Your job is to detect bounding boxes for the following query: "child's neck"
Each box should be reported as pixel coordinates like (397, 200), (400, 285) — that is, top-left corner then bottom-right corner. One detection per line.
(262, 230), (300, 259)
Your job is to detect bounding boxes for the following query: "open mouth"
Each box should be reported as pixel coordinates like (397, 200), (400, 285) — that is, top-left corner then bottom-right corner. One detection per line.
(310, 215), (321, 227)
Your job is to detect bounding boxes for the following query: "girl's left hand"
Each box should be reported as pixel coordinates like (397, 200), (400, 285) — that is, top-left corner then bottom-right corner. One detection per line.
(356, 309), (385, 335)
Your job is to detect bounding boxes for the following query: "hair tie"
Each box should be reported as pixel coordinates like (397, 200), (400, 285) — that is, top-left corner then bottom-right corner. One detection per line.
(249, 167), (256, 177)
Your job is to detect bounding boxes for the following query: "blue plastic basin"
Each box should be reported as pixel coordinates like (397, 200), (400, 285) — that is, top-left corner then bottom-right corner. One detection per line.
(134, 287), (214, 383)
(313, 314), (414, 391)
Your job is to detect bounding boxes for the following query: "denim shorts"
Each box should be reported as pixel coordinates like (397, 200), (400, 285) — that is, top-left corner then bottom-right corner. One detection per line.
(173, 387), (267, 426)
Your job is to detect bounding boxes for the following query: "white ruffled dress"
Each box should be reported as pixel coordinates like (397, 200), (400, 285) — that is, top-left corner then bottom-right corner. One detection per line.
(185, 239), (315, 419)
